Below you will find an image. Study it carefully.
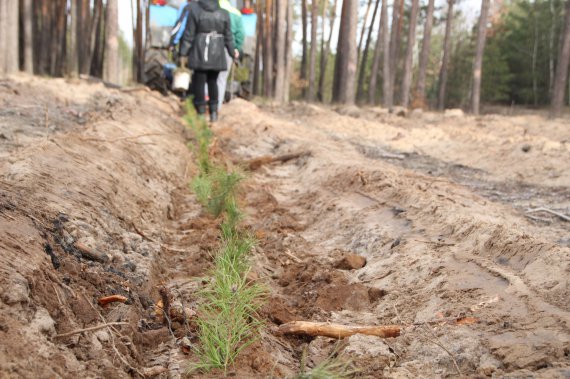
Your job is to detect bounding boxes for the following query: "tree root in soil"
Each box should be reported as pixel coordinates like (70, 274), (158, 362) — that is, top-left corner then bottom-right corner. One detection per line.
(278, 321), (401, 339)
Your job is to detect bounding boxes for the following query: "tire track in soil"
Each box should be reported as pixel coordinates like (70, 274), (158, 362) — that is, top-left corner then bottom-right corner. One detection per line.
(213, 99), (570, 378)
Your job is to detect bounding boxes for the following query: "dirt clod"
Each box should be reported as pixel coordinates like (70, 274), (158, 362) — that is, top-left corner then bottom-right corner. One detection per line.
(335, 253), (367, 270)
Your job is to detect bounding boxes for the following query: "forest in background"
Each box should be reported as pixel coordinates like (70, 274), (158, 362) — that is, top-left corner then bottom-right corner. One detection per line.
(0, 0), (569, 117)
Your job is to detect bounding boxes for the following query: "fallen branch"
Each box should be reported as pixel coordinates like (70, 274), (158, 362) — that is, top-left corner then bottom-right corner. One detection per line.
(284, 249), (302, 263)
(53, 322), (128, 338)
(74, 242), (108, 263)
(278, 321), (400, 339)
(526, 207), (570, 222)
(414, 239), (455, 246)
(79, 132), (165, 143)
(98, 295), (128, 307)
(244, 151), (311, 170)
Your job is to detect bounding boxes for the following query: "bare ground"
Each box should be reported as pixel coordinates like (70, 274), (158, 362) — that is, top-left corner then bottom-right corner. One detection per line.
(0, 76), (569, 378)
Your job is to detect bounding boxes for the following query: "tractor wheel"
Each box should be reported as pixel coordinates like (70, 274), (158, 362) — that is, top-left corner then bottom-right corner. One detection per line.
(143, 49), (169, 95)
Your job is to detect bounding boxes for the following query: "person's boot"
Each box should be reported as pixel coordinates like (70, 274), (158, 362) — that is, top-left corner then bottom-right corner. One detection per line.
(209, 103), (218, 123)
(195, 104), (206, 118)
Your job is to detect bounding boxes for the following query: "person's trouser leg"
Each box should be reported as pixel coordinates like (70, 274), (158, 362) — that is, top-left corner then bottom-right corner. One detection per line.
(207, 70), (220, 121)
(193, 71), (207, 114)
(216, 51), (233, 109)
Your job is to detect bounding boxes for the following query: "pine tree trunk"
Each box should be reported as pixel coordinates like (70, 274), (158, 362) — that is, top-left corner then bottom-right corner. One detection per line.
(332, 0), (358, 104)
(415, 0), (435, 108)
(357, 0), (380, 102)
(307, 0), (319, 100)
(274, 0), (288, 102)
(263, 0), (274, 97)
(368, 0), (387, 104)
(69, 0), (79, 77)
(471, 0), (490, 115)
(104, 0), (119, 84)
(301, 0), (308, 83)
(386, 0), (400, 107)
(0, 1), (8, 75)
(400, 0), (420, 108)
(91, 0), (105, 77)
(550, 0), (570, 118)
(549, 0), (556, 96)
(2, 1), (19, 74)
(78, 0), (92, 75)
(357, 0), (374, 67)
(253, 0), (263, 96)
(22, 0), (33, 74)
(437, 0), (454, 110)
(317, 0), (327, 101)
(317, 0), (338, 102)
(284, 0), (293, 101)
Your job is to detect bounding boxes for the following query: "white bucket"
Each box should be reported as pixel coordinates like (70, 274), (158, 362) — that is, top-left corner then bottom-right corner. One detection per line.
(172, 69), (191, 92)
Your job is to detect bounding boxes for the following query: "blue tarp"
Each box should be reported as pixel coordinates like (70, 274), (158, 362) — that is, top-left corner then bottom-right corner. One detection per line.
(149, 5), (178, 27)
(242, 13), (257, 37)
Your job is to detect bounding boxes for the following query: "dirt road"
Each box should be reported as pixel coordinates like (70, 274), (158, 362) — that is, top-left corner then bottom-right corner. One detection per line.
(0, 77), (568, 378)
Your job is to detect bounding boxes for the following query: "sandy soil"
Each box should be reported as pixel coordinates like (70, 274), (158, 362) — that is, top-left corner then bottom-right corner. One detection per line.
(0, 76), (568, 378)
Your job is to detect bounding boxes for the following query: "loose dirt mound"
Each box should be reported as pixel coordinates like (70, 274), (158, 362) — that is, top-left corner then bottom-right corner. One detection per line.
(217, 99), (570, 377)
(0, 76), (192, 378)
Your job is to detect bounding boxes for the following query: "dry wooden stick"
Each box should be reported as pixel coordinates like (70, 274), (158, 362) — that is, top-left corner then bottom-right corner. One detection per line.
(98, 295), (128, 307)
(53, 322), (128, 338)
(79, 132), (165, 143)
(245, 151), (311, 170)
(283, 249), (302, 263)
(414, 239), (455, 246)
(526, 207), (570, 222)
(278, 321), (400, 339)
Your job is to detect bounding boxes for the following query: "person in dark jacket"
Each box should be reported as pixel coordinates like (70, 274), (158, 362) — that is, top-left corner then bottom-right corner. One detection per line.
(179, 0), (237, 122)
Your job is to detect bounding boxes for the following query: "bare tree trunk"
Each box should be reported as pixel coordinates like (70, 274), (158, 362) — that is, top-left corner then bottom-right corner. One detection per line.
(2, 1), (19, 74)
(400, 0), (420, 108)
(550, 0), (570, 118)
(532, 4), (538, 107)
(22, 0), (33, 74)
(317, 0), (327, 101)
(91, 0), (105, 77)
(301, 0), (308, 84)
(69, 0), (79, 77)
(386, 0), (400, 107)
(357, 0), (380, 102)
(78, 0), (92, 75)
(263, 0), (274, 97)
(0, 1), (8, 75)
(55, 0), (68, 76)
(307, 0), (319, 100)
(549, 0), (556, 96)
(284, 0), (293, 101)
(471, 0), (490, 115)
(437, 0), (454, 110)
(274, 0), (288, 102)
(415, 0), (434, 108)
(332, 0), (358, 104)
(253, 0), (263, 96)
(104, 0), (119, 84)
(368, 0), (387, 104)
(317, 0), (338, 102)
(87, 0), (103, 78)
(357, 0), (374, 66)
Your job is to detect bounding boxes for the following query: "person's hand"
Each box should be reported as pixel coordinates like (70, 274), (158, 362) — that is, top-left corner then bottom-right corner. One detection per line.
(180, 56), (188, 67)
(234, 49), (240, 60)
